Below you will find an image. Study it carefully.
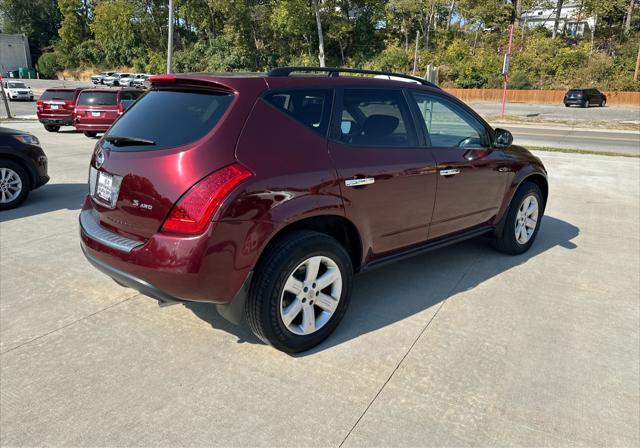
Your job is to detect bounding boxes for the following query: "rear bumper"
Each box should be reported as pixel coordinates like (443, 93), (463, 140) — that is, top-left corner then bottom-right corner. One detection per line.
(39, 116), (74, 126)
(74, 122), (111, 132)
(78, 202), (256, 311)
(564, 99), (584, 105)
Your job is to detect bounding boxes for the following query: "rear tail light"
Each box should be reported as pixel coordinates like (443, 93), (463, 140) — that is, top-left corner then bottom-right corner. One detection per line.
(117, 102), (124, 115)
(64, 100), (75, 109)
(161, 164), (252, 235)
(150, 74), (176, 83)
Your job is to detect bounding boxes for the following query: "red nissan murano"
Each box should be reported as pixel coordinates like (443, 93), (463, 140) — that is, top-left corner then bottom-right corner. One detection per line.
(80, 67), (548, 352)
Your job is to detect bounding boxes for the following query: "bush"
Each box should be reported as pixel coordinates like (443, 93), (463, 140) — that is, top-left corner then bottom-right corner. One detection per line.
(509, 71), (532, 89)
(36, 52), (60, 79)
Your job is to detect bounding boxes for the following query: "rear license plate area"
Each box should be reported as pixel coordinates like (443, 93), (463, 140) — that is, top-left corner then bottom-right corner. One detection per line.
(91, 169), (122, 208)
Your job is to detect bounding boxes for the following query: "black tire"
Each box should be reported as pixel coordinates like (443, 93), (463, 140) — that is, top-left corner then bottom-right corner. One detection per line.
(600, 99), (606, 107)
(583, 100), (590, 108)
(0, 160), (30, 211)
(492, 182), (544, 255)
(44, 124), (60, 132)
(84, 131), (97, 138)
(245, 230), (353, 353)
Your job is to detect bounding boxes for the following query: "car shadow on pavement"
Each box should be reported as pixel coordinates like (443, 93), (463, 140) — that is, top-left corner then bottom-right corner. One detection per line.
(187, 215), (579, 354)
(0, 183), (87, 222)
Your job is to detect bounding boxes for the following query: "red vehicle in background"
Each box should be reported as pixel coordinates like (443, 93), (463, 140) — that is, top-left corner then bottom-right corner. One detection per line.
(36, 88), (84, 132)
(74, 88), (143, 137)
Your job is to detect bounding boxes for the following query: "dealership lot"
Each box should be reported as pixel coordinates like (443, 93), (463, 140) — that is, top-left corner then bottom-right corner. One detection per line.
(1, 122), (638, 446)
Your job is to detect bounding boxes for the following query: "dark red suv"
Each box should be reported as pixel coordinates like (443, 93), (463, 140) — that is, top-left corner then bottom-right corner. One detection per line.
(36, 88), (84, 132)
(74, 88), (143, 137)
(80, 67), (548, 352)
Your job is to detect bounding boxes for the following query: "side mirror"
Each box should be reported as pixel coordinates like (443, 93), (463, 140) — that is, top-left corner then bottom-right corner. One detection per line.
(493, 128), (513, 148)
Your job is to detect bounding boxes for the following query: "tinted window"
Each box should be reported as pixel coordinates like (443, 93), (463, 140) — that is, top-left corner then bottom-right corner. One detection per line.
(40, 89), (77, 101)
(120, 90), (143, 101)
(412, 92), (489, 148)
(568, 89), (582, 94)
(104, 89), (233, 151)
(78, 91), (118, 106)
(339, 89), (416, 147)
(7, 82), (27, 89)
(264, 89), (332, 135)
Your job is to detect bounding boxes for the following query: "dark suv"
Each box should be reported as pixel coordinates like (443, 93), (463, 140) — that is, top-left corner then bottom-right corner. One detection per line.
(80, 67), (548, 352)
(564, 88), (606, 107)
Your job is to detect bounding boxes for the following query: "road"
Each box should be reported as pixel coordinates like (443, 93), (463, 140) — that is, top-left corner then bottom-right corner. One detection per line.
(493, 123), (640, 155)
(1, 122), (638, 447)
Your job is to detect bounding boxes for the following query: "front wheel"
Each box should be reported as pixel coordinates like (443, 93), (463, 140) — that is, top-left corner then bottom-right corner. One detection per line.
(600, 99), (606, 107)
(583, 100), (590, 108)
(492, 182), (544, 255)
(0, 161), (30, 210)
(245, 230), (353, 353)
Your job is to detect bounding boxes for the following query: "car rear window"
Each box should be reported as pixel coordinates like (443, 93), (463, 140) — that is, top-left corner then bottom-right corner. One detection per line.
(568, 89), (582, 94)
(104, 89), (234, 151)
(78, 91), (118, 106)
(40, 90), (76, 101)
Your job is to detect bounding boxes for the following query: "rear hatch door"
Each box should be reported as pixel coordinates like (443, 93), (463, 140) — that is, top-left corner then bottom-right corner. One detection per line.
(88, 78), (261, 240)
(76, 91), (119, 125)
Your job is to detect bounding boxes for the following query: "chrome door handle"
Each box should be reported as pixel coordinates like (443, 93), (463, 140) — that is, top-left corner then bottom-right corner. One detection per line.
(345, 177), (375, 187)
(439, 168), (461, 176)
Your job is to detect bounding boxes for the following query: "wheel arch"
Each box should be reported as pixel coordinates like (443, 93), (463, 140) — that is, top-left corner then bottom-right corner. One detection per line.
(259, 215), (364, 273)
(0, 152), (36, 189)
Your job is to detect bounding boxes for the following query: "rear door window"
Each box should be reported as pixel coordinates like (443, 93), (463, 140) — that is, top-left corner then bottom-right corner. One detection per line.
(104, 88), (234, 151)
(338, 89), (417, 147)
(264, 89), (332, 135)
(78, 91), (118, 106)
(40, 90), (76, 101)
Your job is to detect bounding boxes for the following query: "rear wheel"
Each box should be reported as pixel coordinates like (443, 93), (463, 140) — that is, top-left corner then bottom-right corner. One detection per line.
(83, 131), (97, 138)
(44, 124), (59, 132)
(492, 182), (544, 255)
(0, 161), (30, 210)
(245, 230), (353, 353)
(600, 99), (606, 107)
(583, 99), (590, 108)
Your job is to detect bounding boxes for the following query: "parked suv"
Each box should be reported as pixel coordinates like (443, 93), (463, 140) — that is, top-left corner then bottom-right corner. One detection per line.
(74, 88), (143, 137)
(80, 67), (548, 353)
(0, 127), (49, 210)
(2, 81), (34, 101)
(36, 87), (84, 132)
(564, 88), (606, 107)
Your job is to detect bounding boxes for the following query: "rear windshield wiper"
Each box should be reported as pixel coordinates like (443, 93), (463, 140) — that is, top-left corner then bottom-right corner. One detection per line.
(103, 135), (156, 146)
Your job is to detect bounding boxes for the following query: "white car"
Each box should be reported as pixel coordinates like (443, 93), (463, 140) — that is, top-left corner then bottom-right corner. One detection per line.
(132, 74), (151, 88)
(1, 81), (34, 101)
(118, 73), (145, 87)
(103, 73), (133, 87)
(91, 71), (116, 85)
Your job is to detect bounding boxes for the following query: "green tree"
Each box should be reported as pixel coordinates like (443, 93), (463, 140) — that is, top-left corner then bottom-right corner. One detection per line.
(91, 0), (139, 67)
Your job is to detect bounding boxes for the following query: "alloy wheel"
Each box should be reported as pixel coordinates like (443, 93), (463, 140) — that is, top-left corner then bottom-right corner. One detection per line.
(0, 167), (23, 204)
(515, 195), (539, 245)
(279, 255), (342, 336)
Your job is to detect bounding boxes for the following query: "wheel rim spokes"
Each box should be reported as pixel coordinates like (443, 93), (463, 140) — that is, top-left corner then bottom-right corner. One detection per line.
(279, 255), (342, 336)
(0, 168), (22, 203)
(515, 195), (539, 244)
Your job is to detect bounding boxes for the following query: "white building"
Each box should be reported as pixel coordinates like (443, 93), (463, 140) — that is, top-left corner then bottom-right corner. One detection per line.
(0, 33), (33, 74)
(521, 1), (596, 37)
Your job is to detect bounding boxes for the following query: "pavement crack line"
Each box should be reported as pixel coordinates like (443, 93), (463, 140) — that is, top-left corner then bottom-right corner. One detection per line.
(0, 293), (139, 356)
(338, 258), (480, 447)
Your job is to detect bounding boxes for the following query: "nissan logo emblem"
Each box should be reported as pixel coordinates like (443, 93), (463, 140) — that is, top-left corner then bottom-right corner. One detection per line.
(95, 149), (105, 169)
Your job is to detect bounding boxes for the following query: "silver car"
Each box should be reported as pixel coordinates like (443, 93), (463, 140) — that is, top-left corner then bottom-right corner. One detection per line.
(91, 71), (116, 85)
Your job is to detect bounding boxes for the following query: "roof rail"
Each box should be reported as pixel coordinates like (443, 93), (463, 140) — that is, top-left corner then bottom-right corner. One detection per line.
(267, 66), (439, 89)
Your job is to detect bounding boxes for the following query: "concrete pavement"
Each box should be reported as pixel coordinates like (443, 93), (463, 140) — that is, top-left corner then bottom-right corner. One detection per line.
(0, 122), (639, 446)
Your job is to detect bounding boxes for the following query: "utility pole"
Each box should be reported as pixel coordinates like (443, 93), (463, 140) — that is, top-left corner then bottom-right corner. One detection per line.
(166, 0), (174, 74)
(412, 31), (420, 75)
(501, 24), (514, 118)
(634, 42), (640, 82)
(0, 75), (12, 119)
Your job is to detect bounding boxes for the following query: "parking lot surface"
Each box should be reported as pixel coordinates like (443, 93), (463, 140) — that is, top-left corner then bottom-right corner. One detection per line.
(1, 122), (639, 446)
